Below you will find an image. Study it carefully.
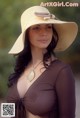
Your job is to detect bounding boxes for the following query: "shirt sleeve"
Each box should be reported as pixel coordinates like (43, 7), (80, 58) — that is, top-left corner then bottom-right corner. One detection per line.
(55, 65), (76, 118)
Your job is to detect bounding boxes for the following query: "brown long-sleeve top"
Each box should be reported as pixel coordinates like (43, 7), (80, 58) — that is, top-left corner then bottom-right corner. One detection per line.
(7, 60), (76, 118)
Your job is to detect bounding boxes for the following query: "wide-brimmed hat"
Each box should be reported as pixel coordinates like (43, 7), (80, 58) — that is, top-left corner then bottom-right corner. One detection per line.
(9, 6), (78, 54)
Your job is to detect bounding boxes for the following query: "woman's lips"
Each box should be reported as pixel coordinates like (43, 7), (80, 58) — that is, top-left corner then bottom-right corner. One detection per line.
(37, 39), (48, 43)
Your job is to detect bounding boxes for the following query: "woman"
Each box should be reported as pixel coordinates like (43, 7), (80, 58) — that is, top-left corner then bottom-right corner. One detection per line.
(7, 6), (78, 118)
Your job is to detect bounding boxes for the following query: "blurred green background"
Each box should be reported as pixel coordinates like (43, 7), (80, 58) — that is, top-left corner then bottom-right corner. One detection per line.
(0, 0), (80, 98)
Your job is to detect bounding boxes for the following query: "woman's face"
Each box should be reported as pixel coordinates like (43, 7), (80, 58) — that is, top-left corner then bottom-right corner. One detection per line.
(28, 24), (53, 49)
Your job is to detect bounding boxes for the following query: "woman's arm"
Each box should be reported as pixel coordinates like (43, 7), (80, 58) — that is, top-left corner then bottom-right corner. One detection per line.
(55, 65), (76, 118)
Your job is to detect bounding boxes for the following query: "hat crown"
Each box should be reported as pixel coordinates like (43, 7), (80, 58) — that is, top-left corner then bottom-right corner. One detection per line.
(21, 6), (50, 32)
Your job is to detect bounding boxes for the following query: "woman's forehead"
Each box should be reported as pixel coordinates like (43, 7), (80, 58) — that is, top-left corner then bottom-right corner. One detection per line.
(30, 24), (53, 27)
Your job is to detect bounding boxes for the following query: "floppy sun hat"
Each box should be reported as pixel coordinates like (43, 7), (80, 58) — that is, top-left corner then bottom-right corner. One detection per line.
(8, 6), (78, 54)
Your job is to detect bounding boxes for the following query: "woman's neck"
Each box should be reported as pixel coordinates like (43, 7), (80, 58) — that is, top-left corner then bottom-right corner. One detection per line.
(31, 48), (44, 65)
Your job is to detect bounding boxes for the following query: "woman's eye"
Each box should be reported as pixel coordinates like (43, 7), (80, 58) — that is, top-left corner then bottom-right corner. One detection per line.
(47, 25), (52, 29)
(32, 26), (40, 30)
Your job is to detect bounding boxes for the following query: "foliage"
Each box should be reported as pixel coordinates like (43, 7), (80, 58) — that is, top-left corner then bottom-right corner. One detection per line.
(0, 49), (15, 97)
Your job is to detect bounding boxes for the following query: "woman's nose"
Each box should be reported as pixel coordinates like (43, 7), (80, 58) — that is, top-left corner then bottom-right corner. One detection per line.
(40, 28), (47, 35)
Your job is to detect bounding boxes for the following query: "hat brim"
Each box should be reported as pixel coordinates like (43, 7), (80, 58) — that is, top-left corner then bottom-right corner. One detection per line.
(8, 20), (78, 54)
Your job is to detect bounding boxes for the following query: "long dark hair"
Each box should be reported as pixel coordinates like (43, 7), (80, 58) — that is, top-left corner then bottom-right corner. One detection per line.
(8, 25), (59, 87)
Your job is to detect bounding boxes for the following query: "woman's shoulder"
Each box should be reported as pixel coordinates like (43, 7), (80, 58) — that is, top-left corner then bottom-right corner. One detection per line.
(51, 58), (70, 67)
(51, 59), (71, 72)
(50, 59), (74, 83)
